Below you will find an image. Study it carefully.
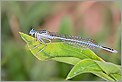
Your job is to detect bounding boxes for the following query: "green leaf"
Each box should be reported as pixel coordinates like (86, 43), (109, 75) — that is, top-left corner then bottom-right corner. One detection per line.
(19, 32), (104, 62)
(66, 59), (121, 81)
(19, 32), (121, 81)
(51, 57), (81, 65)
(94, 60), (121, 75)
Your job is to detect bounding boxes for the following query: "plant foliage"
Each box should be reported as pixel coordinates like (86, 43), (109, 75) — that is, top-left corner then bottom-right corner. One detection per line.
(19, 32), (121, 81)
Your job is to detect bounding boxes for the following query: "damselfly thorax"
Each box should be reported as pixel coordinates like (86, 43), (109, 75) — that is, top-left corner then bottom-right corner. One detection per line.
(29, 28), (118, 54)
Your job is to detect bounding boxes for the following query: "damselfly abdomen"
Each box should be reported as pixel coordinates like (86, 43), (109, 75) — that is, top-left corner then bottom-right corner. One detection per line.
(29, 28), (118, 54)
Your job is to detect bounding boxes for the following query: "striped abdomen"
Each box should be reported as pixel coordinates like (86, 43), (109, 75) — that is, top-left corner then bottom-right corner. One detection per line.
(54, 35), (118, 53)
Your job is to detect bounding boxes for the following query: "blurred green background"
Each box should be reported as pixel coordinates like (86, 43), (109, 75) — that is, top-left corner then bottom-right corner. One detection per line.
(1, 1), (121, 81)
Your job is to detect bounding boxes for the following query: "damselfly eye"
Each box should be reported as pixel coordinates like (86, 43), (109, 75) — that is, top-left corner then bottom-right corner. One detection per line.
(29, 28), (36, 36)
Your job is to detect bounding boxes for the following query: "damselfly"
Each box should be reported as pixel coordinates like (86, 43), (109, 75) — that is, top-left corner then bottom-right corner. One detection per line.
(29, 28), (118, 54)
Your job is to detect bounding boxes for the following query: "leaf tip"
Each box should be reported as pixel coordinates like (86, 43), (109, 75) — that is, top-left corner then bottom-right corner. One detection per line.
(66, 76), (71, 80)
(19, 32), (24, 36)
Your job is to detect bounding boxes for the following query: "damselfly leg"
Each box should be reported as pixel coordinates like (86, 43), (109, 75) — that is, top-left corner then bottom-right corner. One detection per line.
(33, 40), (42, 49)
(29, 38), (51, 55)
(36, 38), (47, 55)
(27, 39), (39, 49)
(41, 37), (51, 43)
(35, 37), (51, 55)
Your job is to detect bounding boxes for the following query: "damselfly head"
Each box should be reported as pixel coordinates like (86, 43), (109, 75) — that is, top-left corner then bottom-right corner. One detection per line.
(29, 28), (36, 36)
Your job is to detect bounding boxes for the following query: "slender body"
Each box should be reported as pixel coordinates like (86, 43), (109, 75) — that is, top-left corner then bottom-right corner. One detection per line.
(29, 28), (118, 53)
